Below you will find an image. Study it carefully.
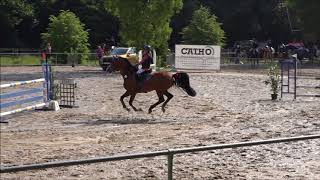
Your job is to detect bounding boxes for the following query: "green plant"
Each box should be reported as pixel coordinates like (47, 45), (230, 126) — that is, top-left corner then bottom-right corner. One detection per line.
(182, 6), (225, 46)
(264, 62), (280, 95)
(105, 0), (183, 58)
(41, 10), (89, 64)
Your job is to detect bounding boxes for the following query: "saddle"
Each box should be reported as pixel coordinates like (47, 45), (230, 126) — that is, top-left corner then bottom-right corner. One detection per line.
(136, 69), (152, 88)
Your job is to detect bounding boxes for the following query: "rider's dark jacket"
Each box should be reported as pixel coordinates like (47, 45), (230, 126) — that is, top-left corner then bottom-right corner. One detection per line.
(141, 52), (152, 70)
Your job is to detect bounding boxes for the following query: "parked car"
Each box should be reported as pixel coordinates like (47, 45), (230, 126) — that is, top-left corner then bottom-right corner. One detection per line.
(99, 47), (139, 71)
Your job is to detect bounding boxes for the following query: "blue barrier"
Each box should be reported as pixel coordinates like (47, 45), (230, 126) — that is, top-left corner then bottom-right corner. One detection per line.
(0, 88), (43, 99)
(0, 63), (52, 117)
(0, 96), (44, 109)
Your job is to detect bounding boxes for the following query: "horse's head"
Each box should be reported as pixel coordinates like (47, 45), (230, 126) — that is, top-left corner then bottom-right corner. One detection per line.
(110, 56), (127, 71)
(110, 56), (137, 73)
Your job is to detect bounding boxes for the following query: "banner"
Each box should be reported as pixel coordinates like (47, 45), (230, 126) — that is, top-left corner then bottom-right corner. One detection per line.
(175, 44), (221, 70)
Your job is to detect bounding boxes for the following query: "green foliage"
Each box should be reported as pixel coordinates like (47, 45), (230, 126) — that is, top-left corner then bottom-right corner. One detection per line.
(264, 62), (280, 95)
(198, 0), (292, 44)
(0, 54), (98, 66)
(2, 0), (317, 50)
(0, 0), (34, 26)
(169, 0), (200, 48)
(105, 0), (183, 54)
(41, 10), (89, 63)
(0, 0), (35, 47)
(182, 6), (225, 46)
(286, 0), (320, 40)
(0, 55), (39, 66)
(38, 0), (118, 47)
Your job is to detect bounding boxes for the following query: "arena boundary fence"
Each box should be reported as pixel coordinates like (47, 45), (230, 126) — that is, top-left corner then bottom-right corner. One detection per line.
(280, 59), (320, 99)
(0, 134), (319, 180)
(0, 63), (52, 118)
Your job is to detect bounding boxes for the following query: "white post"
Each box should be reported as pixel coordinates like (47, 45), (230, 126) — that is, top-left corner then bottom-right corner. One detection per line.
(152, 49), (157, 71)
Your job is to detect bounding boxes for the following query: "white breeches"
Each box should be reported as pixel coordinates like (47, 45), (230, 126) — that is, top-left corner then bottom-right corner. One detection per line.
(137, 69), (145, 74)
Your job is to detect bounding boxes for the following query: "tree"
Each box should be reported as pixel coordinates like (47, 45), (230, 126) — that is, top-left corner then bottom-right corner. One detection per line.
(105, 0), (183, 55)
(181, 6), (225, 45)
(0, 0), (34, 47)
(41, 10), (89, 63)
(169, 0), (200, 48)
(40, 0), (119, 48)
(198, 0), (292, 45)
(286, 0), (320, 40)
(1, 0), (120, 49)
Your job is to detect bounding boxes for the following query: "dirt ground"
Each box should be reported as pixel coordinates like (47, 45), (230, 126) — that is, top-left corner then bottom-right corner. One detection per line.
(1, 66), (320, 179)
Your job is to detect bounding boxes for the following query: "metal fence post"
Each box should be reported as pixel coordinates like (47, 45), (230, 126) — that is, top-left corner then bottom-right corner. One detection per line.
(167, 152), (174, 180)
(280, 61), (283, 98)
(294, 58), (297, 99)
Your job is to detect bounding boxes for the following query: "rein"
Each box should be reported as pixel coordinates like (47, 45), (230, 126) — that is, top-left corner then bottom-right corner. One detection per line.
(118, 58), (137, 80)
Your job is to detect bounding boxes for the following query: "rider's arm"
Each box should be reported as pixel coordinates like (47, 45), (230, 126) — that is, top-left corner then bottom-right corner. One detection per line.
(138, 54), (148, 65)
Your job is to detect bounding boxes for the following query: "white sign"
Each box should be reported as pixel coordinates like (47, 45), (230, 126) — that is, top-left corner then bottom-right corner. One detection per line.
(175, 44), (221, 70)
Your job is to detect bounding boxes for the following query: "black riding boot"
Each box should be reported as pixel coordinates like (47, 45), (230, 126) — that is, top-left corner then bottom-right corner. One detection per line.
(136, 72), (146, 89)
(136, 73), (143, 89)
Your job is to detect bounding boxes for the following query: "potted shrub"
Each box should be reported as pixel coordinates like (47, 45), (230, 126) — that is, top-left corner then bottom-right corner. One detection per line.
(264, 62), (280, 100)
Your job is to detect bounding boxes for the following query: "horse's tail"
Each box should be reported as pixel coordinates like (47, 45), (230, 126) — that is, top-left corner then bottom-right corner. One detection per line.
(173, 72), (196, 97)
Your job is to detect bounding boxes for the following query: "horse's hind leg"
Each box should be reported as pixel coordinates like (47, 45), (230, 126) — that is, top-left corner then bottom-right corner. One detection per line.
(129, 93), (142, 111)
(148, 92), (165, 114)
(120, 91), (130, 111)
(161, 91), (173, 113)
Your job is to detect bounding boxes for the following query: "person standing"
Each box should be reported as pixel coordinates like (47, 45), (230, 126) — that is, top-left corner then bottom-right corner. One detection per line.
(46, 43), (52, 61)
(235, 44), (241, 64)
(96, 45), (105, 60)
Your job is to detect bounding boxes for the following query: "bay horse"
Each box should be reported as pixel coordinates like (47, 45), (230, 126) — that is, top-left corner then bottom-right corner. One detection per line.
(110, 57), (196, 113)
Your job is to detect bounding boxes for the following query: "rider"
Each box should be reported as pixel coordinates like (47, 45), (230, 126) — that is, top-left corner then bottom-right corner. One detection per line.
(136, 45), (153, 80)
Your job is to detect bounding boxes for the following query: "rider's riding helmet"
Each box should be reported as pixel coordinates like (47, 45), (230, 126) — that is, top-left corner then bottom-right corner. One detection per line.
(143, 45), (151, 52)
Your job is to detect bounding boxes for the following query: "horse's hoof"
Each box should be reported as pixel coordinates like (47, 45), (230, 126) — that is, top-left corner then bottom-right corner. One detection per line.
(148, 109), (152, 114)
(161, 108), (166, 113)
(125, 108), (130, 112)
(133, 108), (143, 112)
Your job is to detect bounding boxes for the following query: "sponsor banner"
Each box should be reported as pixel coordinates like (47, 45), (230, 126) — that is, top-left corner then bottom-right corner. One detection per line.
(175, 44), (220, 70)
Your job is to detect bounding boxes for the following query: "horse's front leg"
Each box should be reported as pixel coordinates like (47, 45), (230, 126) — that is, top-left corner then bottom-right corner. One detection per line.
(129, 93), (142, 111)
(120, 91), (131, 111)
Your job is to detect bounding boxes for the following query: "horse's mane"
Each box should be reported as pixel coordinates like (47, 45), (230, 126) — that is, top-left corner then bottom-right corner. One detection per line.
(118, 57), (138, 73)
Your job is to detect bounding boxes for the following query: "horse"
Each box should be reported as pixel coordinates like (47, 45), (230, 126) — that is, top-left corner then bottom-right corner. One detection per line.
(110, 57), (196, 113)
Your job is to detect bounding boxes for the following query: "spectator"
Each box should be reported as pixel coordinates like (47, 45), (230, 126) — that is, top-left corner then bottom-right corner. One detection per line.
(235, 44), (241, 64)
(110, 36), (116, 47)
(41, 49), (46, 64)
(312, 44), (318, 57)
(46, 43), (52, 60)
(96, 45), (105, 60)
(102, 43), (107, 54)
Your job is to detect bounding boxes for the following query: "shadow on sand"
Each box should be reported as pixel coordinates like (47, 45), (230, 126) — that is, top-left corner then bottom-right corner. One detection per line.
(62, 117), (174, 126)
